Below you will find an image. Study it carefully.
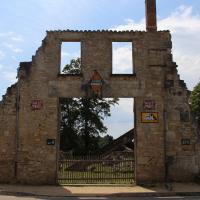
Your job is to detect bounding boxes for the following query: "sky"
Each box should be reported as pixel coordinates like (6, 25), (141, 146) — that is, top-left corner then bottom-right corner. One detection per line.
(0, 0), (200, 138)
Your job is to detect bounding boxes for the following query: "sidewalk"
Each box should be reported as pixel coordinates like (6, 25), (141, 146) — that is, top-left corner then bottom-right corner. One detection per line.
(0, 183), (200, 197)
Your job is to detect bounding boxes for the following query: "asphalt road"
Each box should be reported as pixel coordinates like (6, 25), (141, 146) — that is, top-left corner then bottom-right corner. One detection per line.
(1, 196), (200, 200)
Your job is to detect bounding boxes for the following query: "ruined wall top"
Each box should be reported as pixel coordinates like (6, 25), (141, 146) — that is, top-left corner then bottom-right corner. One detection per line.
(46, 29), (169, 35)
(44, 29), (171, 43)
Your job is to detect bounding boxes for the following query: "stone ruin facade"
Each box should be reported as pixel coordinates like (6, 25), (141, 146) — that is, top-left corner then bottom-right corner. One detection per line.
(0, 0), (199, 184)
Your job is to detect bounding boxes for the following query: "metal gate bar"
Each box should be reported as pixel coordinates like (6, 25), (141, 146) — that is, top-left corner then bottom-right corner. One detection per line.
(58, 152), (134, 184)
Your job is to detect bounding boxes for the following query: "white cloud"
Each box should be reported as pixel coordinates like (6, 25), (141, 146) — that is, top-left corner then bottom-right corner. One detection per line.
(61, 51), (80, 59)
(35, 0), (88, 18)
(12, 48), (23, 53)
(104, 98), (134, 138)
(61, 50), (80, 69)
(116, 98), (134, 116)
(0, 63), (17, 82)
(11, 56), (18, 61)
(110, 5), (200, 89)
(11, 36), (24, 42)
(0, 32), (24, 55)
(61, 51), (71, 58)
(4, 43), (23, 54)
(0, 69), (17, 101)
(0, 32), (14, 37)
(0, 50), (5, 60)
(159, 6), (200, 33)
(0, 64), (17, 101)
(0, 33), (6, 37)
(105, 121), (133, 139)
(111, 18), (145, 31)
(0, 32), (23, 42)
(113, 43), (133, 74)
(2, 70), (17, 82)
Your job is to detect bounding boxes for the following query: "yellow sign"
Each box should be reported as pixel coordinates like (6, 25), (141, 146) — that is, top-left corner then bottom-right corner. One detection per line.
(141, 112), (159, 123)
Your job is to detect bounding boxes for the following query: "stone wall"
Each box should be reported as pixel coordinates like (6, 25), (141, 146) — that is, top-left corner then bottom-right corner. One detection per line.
(0, 84), (17, 183)
(164, 62), (199, 181)
(0, 30), (199, 184)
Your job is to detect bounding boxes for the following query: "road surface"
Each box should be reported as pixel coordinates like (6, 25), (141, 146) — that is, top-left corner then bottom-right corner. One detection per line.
(1, 195), (200, 200)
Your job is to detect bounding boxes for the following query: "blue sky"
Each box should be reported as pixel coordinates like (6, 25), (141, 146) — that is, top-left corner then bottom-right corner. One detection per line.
(0, 0), (200, 138)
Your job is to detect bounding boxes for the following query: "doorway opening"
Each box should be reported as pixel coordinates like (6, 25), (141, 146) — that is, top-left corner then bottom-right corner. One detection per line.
(58, 98), (135, 184)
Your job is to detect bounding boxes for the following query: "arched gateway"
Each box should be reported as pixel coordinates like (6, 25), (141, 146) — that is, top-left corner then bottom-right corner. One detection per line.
(0, 0), (199, 184)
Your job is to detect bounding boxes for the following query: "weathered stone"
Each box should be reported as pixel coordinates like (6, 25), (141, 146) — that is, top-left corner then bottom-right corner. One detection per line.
(0, 7), (199, 185)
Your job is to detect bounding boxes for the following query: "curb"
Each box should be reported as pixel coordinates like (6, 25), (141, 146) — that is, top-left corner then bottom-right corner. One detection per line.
(1, 191), (200, 197)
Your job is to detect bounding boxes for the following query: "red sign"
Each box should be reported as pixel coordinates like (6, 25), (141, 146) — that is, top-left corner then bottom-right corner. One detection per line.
(31, 100), (43, 110)
(90, 70), (103, 96)
(143, 100), (156, 110)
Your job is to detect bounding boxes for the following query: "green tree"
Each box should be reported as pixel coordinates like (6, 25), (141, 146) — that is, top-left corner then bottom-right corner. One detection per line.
(190, 82), (200, 124)
(60, 98), (81, 152)
(97, 135), (114, 149)
(60, 58), (118, 154)
(63, 58), (81, 74)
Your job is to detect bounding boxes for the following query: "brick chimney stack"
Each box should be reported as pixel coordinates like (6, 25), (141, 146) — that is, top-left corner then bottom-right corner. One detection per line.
(145, 0), (157, 32)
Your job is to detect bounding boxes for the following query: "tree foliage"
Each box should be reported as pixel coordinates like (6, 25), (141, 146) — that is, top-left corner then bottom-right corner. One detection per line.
(60, 58), (118, 154)
(190, 82), (200, 123)
(62, 58), (81, 74)
(60, 98), (117, 154)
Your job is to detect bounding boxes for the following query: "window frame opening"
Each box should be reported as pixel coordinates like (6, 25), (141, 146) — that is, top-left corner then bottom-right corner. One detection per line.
(112, 42), (134, 75)
(60, 41), (81, 75)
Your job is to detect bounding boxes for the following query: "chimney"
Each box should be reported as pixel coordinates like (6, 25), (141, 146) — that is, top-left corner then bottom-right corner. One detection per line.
(145, 0), (157, 32)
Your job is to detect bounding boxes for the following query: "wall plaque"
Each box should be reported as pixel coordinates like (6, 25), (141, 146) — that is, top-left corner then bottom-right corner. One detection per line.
(181, 139), (190, 145)
(31, 100), (43, 110)
(141, 112), (159, 123)
(46, 139), (56, 145)
(143, 100), (156, 110)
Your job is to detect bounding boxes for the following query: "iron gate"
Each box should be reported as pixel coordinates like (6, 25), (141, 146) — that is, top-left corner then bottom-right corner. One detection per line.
(58, 152), (134, 184)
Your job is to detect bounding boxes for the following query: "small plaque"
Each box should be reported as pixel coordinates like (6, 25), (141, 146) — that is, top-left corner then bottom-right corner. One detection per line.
(143, 100), (156, 110)
(181, 139), (190, 145)
(46, 139), (56, 145)
(31, 100), (43, 110)
(141, 112), (159, 123)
